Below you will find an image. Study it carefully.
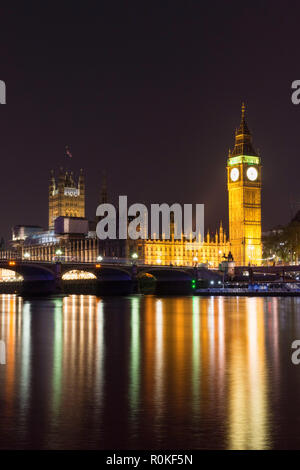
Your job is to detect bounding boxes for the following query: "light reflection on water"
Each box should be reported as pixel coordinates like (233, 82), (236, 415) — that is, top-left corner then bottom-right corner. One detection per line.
(1, 294), (300, 449)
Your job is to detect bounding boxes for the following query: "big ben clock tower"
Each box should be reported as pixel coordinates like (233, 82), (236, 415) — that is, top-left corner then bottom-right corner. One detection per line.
(227, 104), (262, 266)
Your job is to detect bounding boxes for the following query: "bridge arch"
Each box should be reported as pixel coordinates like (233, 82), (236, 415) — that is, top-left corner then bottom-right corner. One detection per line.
(60, 264), (132, 281)
(137, 267), (193, 281)
(0, 268), (24, 281)
(137, 267), (194, 295)
(0, 261), (56, 281)
(62, 270), (97, 280)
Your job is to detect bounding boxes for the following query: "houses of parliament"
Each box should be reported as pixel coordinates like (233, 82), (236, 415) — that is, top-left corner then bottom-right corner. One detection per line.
(0, 104), (262, 268)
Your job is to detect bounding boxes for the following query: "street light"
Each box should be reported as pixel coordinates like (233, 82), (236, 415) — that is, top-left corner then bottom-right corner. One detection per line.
(23, 252), (30, 259)
(97, 255), (103, 262)
(55, 249), (63, 256)
(131, 253), (138, 259)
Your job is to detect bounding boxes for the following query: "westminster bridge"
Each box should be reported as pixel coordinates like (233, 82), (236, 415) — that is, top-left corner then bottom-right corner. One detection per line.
(1, 258), (299, 296)
(0, 258), (222, 295)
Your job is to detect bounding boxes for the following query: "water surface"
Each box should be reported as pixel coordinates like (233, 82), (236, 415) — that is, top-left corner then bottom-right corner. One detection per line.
(0, 294), (300, 449)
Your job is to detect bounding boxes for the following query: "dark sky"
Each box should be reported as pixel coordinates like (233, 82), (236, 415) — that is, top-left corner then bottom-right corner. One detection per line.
(0, 1), (299, 241)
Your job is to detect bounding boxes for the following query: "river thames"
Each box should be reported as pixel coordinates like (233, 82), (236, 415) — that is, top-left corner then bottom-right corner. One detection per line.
(0, 294), (300, 449)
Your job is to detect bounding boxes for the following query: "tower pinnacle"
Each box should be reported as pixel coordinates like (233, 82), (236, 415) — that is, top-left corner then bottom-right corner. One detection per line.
(241, 102), (245, 117)
(100, 171), (108, 204)
(230, 103), (258, 157)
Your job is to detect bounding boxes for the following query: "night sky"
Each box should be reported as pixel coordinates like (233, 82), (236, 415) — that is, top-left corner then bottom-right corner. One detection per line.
(0, 2), (299, 241)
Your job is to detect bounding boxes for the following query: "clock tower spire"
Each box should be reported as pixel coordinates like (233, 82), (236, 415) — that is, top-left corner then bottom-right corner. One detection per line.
(227, 104), (262, 266)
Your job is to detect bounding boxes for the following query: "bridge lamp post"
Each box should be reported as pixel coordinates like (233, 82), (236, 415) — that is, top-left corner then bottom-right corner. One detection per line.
(23, 252), (30, 260)
(131, 253), (138, 266)
(193, 256), (198, 266)
(55, 249), (63, 262)
(97, 255), (103, 262)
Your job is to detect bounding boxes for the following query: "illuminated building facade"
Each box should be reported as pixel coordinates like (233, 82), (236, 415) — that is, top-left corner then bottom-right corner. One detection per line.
(139, 223), (230, 268)
(1, 170), (132, 263)
(227, 104), (262, 266)
(49, 168), (85, 229)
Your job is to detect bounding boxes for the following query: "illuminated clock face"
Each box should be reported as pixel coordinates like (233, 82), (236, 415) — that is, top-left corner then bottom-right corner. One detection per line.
(247, 166), (258, 181)
(230, 168), (239, 182)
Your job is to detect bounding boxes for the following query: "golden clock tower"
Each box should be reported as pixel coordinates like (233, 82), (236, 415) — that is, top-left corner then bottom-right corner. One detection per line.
(227, 104), (262, 266)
